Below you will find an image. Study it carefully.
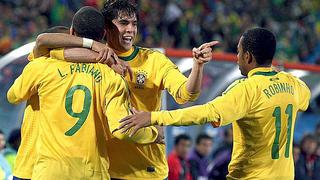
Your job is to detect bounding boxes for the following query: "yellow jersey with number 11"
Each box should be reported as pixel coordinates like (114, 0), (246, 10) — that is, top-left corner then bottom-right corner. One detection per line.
(151, 67), (311, 180)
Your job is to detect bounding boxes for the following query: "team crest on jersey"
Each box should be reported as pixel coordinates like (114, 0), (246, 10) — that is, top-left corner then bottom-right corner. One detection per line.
(136, 70), (148, 88)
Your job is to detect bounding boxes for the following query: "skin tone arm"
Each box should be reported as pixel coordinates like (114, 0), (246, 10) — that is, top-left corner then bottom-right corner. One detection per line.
(34, 33), (133, 79)
(186, 41), (219, 93)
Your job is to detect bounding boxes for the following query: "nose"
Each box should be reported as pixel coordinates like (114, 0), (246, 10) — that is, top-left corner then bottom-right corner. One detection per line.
(125, 23), (135, 33)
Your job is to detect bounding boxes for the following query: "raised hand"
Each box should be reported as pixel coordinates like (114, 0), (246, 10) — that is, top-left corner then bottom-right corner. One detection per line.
(193, 41), (219, 64)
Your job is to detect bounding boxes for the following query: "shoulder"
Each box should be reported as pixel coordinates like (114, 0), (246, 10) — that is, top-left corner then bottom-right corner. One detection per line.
(279, 71), (309, 90)
(24, 57), (50, 72)
(223, 78), (249, 95)
(138, 47), (171, 62)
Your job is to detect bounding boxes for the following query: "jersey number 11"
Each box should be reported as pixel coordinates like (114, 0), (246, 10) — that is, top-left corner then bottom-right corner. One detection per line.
(272, 104), (293, 159)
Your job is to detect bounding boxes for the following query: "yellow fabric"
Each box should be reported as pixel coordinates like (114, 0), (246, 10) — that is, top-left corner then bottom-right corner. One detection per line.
(13, 95), (39, 179)
(151, 67), (311, 180)
(13, 52), (40, 179)
(50, 47), (199, 179)
(7, 53), (158, 179)
(0, 168), (4, 180)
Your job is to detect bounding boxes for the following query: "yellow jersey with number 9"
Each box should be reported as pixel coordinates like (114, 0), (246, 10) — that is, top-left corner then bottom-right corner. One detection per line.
(7, 54), (133, 179)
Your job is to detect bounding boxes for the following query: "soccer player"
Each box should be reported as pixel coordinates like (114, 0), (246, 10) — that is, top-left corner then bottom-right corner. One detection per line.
(7, 6), (160, 180)
(12, 26), (69, 180)
(31, 1), (217, 179)
(118, 28), (311, 180)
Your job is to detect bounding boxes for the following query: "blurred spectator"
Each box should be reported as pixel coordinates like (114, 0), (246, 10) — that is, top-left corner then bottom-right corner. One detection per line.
(315, 123), (320, 145)
(1, 0), (319, 63)
(3, 128), (21, 170)
(168, 134), (192, 180)
(293, 143), (301, 163)
(208, 127), (233, 180)
(295, 134), (320, 180)
(0, 129), (5, 152)
(0, 130), (11, 180)
(188, 133), (213, 180)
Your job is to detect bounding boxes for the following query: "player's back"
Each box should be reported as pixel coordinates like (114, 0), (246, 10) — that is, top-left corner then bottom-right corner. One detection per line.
(228, 68), (310, 180)
(31, 57), (115, 180)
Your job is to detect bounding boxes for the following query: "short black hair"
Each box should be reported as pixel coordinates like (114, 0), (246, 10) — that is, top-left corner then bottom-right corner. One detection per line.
(43, 26), (69, 34)
(101, 0), (138, 26)
(72, 6), (105, 41)
(241, 27), (276, 66)
(196, 134), (212, 145)
(174, 134), (191, 146)
(0, 129), (3, 135)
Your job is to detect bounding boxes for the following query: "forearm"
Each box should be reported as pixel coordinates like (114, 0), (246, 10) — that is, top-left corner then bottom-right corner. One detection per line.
(112, 126), (158, 144)
(186, 62), (204, 93)
(34, 33), (83, 58)
(151, 103), (219, 126)
(64, 48), (99, 63)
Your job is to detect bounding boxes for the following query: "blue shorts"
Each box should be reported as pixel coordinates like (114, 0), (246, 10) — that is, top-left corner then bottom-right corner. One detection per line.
(13, 176), (31, 180)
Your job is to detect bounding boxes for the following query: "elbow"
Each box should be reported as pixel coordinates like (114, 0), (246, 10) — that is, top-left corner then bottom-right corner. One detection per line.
(7, 92), (18, 104)
(35, 33), (49, 48)
(175, 93), (200, 104)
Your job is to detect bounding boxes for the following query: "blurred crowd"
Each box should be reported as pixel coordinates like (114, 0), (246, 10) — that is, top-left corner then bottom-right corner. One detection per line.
(168, 124), (320, 180)
(0, 124), (320, 179)
(0, 0), (320, 63)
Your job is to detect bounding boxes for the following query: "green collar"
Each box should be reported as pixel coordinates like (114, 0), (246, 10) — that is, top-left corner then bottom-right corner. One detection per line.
(119, 46), (140, 61)
(252, 71), (278, 76)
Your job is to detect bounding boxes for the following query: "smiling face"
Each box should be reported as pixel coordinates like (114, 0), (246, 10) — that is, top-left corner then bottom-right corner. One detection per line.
(106, 11), (137, 52)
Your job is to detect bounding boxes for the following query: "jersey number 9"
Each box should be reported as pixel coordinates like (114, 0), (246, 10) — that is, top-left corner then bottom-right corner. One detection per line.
(64, 85), (92, 136)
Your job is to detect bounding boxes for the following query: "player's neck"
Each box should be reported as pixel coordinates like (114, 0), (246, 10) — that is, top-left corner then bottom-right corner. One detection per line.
(115, 46), (135, 57)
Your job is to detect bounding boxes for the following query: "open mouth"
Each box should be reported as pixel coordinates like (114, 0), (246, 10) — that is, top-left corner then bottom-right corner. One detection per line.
(122, 36), (133, 44)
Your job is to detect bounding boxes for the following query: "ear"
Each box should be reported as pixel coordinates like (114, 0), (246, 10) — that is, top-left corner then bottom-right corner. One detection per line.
(70, 27), (74, 35)
(246, 51), (253, 64)
(102, 29), (107, 40)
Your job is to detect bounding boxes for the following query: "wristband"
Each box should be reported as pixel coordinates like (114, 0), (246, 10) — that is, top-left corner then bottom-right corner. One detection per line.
(82, 38), (93, 49)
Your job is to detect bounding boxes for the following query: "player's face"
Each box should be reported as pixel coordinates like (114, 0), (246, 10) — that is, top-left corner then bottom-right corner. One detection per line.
(107, 11), (137, 52)
(237, 37), (249, 76)
(237, 37), (252, 76)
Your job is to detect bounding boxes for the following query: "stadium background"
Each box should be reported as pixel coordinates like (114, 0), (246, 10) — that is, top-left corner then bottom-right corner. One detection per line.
(0, 0), (319, 179)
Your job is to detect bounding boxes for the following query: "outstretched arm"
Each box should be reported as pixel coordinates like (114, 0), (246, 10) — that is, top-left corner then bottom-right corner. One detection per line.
(106, 76), (162, 144)
(119, 80), (252, 136)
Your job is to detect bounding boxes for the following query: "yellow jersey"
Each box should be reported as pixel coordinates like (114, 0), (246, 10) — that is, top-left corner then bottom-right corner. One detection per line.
(151, 67), (311, 180)
(51, 46), (199, 179)
(110, 46), (199, 179)
(13, 53), (40, 179)
(7, 51), (158, 179)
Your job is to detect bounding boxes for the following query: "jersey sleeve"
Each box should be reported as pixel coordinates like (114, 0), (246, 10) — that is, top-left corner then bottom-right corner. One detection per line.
(7, 58), (46, 104)
(158, 53), (200, 104)
(296, 78), (311, 111)
(151, 79), (251, 127)
(104, 74), (158, 144)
